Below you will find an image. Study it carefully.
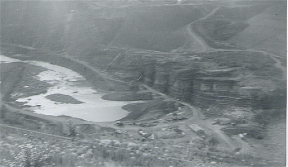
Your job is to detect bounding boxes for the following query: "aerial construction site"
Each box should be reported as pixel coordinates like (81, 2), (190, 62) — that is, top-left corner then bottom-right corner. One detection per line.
(0, 0), (286, 166)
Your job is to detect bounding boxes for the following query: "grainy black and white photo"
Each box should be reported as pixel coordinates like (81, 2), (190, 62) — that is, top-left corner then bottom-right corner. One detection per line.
(0, 0), (286, 166)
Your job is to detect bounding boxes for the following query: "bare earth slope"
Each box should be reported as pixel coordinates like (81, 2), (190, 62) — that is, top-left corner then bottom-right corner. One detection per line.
(228, 1), (286, 57)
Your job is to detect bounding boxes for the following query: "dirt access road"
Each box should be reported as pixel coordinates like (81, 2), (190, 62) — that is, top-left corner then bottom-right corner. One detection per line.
(185, 6), (222, 52)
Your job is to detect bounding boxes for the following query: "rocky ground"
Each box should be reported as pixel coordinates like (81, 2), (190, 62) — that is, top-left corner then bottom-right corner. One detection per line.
(252, 118), (286, 167)
(0, 120), (258, 167)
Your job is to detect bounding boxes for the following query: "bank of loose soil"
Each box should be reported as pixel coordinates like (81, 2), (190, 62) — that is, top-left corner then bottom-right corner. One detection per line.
(121, 100), (177, 121)
(102, 92), (153, 101)
(45, 94), (83, 104)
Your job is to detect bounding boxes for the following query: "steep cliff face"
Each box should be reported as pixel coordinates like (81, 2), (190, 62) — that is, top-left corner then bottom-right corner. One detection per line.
(142, 57), (156, 86)
(153, 61), (174, 94)
(104, 50), (285, 112)
(168, 69), (196, 102)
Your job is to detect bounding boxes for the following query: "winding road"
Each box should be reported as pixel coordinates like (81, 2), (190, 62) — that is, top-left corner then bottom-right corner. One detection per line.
(185, 6), (222, 52)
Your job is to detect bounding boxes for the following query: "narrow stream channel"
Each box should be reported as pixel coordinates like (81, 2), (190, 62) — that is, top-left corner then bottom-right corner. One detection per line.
(1, 55), (129, 122)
